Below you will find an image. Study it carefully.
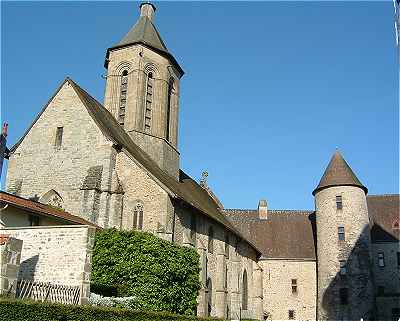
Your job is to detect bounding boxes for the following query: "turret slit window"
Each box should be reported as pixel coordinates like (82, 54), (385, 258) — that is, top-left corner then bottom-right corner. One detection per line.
(378, 252), (385, 267)
(242, 270), (248, 310)
(208, 226), (214, 253)
(224, 263), (228, 290)
(166, 78), (173, 141)
(336, 195), (343, 210)
(119, 70), (128, 127)
(190, 214), (196, 246)
(225, 233), (229, 258)
(338, 226), (345, 241)
(133, 203), (143, 230)
(339, 288), (348, 305)
(339, 260), (346, 275)
(55, 127), (63, 148)
(144, 72), (154, 133)
(291, 279), (297, 294)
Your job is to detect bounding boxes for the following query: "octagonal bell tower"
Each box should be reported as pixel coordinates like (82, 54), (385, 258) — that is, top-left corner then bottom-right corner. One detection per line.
(313, 151), (374, 321)
(103, 2), (184, 179)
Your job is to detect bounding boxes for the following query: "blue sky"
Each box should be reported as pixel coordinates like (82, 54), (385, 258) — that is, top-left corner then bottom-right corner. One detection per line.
(1, 1), (398, 210)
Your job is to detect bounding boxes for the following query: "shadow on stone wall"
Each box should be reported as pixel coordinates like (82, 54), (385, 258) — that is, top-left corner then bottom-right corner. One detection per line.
(321, 226), (375, 321)
(17, 255), (39, 281)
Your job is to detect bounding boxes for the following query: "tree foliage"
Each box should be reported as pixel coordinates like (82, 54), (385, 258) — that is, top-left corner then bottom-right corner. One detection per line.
(91, 229), (201, 316)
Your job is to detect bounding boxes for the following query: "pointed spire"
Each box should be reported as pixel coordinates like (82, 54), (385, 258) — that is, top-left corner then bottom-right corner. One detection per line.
(312, 151), (368, 195)
(104, 2), (183, 75)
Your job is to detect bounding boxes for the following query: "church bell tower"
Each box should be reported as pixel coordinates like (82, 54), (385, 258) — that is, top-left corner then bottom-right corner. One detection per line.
(103, 2), (184, 179)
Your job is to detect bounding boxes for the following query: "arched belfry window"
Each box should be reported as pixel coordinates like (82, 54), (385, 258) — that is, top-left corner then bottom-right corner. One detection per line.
(166, 78), (174, 141)
(144, 72), (154, 134)
(133, 202), (144, 230)
(242, 270), (248, 310)
(118, 70), (128, 127)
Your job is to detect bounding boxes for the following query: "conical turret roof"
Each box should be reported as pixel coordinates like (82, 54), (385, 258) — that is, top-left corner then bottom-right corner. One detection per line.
(312, 151), (368, 195)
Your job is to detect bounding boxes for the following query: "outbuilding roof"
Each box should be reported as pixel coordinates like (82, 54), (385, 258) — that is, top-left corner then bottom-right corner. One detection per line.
(0, 191), (99, 228)
(313, 151), (368, 195)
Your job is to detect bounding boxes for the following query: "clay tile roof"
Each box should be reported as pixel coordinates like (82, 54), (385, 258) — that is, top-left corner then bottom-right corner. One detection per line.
(225, 209), (316, 260)
(313, 151), (367, 196)
(0, 191), (100, 228)
(367, 194), (400, 242)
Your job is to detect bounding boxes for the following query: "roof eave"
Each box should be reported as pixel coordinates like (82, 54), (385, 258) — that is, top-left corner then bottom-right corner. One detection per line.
(312, 183), (368, 196)
(104, 43), (184, 77)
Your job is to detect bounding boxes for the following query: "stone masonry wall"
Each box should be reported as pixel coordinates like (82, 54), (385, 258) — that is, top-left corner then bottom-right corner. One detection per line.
(2, 225), (95, 304)
(104, 44), (181, 179)
(371, 242), (400, 319)
(315, 186), (374, 321)
(115, 152), (172, 237)
(261, 259), (317, 321)
(5, 81), (115, 225)
(0, 236), (23, 296)
(173, 202), (261, 320)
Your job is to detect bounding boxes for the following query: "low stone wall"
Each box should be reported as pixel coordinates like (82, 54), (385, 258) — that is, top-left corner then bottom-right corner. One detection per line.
(0, 236), (23, 296)
(1, 225), (95, 304)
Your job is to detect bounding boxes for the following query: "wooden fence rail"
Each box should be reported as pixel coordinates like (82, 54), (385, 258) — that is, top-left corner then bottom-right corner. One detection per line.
(15, 279), (80, 305)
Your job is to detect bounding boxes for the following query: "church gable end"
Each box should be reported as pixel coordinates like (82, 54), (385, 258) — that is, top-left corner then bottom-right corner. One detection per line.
(6, 79), (116, 225)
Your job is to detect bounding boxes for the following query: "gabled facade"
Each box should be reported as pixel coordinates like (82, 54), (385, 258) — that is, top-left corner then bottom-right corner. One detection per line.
(5, 4), (263, 320)
(4, 3), (399, 321)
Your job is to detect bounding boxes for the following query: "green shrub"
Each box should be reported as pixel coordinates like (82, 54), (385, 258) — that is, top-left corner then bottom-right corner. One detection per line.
(91, 229), (201, 316)
(0, 298), (226, 321)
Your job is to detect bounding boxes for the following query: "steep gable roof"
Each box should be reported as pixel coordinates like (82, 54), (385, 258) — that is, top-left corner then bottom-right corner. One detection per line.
(10, 77), (259, 255)
(368, 194), (400, 242)
(313, 151), (367, 195)
(226, 209), (316, 260)
(71, 79), (260, 252)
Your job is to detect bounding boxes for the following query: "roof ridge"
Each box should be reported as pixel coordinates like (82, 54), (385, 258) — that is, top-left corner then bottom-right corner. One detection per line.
(225, 208), (313, 213)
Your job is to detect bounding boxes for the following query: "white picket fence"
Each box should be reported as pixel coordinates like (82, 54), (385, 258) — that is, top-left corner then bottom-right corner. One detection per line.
(15, 279), (80, 305)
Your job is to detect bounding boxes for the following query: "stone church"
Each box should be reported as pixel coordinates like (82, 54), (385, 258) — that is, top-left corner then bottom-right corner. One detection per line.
(5, 3), (399, 321)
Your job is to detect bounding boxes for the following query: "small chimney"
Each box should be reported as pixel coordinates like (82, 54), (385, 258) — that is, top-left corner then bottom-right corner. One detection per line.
(140, 2), (156, 22)
(258, 199), (268, 219)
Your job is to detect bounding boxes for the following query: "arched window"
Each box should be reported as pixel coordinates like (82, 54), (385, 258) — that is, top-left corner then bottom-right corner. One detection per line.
(133, 203), (144, 230)
(206, 277), (212, 317)
(208, 226), (214, 253)
(39, 190), (63, 209)
(393, 219), (400, 230)
(144, 72), (154, 133)
(242, 270), (248, 310)
(118, 70), (128, 127)
(166, 78), (174, 141)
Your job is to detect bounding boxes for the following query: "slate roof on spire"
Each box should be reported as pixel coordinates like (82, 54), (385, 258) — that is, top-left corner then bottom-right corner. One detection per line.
(312, 151), (367, 195)
(104, 10), (184, 75)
